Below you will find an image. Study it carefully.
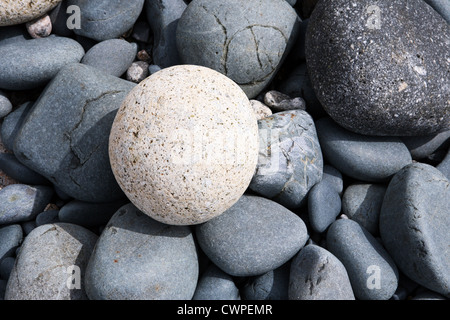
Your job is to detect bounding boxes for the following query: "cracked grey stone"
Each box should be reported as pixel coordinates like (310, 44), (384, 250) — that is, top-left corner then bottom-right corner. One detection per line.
(249, 110), (323, 209)
(380, 163), (450, 298)
(5, 223), (98, 300)
(67, 0), (145, 41)
(289, 244), (355, 300)
(0, 36), (85, 90)
(145, 0), (187, 68)
(176, 0), (301, 98)
(306, 0), (450, 136)
(13, 63), (135, 203)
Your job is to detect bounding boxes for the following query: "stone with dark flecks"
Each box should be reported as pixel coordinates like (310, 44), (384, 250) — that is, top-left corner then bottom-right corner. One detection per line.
(192, 264), (240, 300)
(316, 117), (412, 182)
(380, 163), (450, 298)
(26, 14), (52, 38)
(249, 110), (323, 209)
(177, 0), (301, 98)
(14, 63), (135, 203)
(0, 101), (34, 152)
(0, 224), (22, 263)
(306, 0), (450, 136)
(289, 244), (355, 300)
(241, 262), (290, 300)
(0, 0), (62, 27)
(126, 61), (150, 83)
(308, 178), (341, 233)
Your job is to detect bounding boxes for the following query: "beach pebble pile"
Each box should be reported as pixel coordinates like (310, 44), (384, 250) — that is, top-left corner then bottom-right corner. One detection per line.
(0, 0), (448, 301)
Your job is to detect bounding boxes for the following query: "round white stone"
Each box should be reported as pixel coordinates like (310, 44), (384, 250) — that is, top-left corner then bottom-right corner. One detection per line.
(109, 65), (259, 225)
(0, 0), (62, 27)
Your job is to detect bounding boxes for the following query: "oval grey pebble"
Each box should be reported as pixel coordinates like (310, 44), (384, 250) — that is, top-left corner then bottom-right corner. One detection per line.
(35, 209), (59, 227)
(322, 165), (344, 195)
(192, 264), (240, 300)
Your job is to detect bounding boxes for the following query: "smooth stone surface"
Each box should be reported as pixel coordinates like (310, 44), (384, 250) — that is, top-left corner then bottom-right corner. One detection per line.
(85, 203), (199, 300)
(306, 0), (450, 136)
(401, 130), (450, 160)
(424, 0), (450, 23)
(380, 163), (450, 297)
(322, 165), (344, 195)
(0, 225), (22, 263)
(308, 178), (342, 233)
(35, 210), (59, 226)
(109, 65), (259, 225)
(0, 25), (31, 46)
(5, 223), (98, 300)
(437, 148), (450, 180)
(0, 36), (85, 90)
(177, 0), (301, 98)
(0, 101), (34, 152)
(14, 63), (135, 203)
(195, 195), (309, 277)
(145, 0), (186, 68)
(289, 244), (355, 300)
(0, 184), (54, 225)
(327, 219), (399, 300)
(0, 153), (50, 185)
(192, 264), (240, 300)
(241, 263), (290, 300)
(249, 110), (323, 209)
(0, 257), (15, 280)
(67, 0), (145, 41)
(316, 117), (412, 182)
(342, 183), (387, 235)
(0, 91), (12, 119)
(0, 0), (62, 26)
(81, 39), (138, 77)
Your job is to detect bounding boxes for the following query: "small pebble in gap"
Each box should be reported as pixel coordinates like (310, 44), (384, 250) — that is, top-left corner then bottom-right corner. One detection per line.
(126, 61), (150, 83)
(26, 14), (52, 39)
(148, 64), (161, 75)
(137, 49), (152, 63)
(0, 91), (13, 119)
(264, 90), (306, 112)
(250, 100), (273, 120)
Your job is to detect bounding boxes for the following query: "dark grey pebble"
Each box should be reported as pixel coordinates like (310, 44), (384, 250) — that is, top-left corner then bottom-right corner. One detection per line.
(35, 210), (59, 227)
(0, 101), (34, 152)
(401, 130), (450, 160)
(0, 224), (22, 263)
(0, 153), (49, 185)
(192, 264), (240, 300)
(0, 257), (15, 280)
(308, 178), (341, 233)
(241, 263), (290, 300)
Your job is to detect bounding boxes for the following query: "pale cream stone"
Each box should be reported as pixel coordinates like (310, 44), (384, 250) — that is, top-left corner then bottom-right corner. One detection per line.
(250, 99), (273, 120)
(0, 0), (62, 27)
(109, 65), (259, 225)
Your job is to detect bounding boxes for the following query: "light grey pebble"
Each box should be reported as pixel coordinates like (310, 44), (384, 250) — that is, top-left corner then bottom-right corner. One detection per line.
(126, 61), (150, 83)
(0, 25), (31, 46)
(192, 264), (240, 300)
(322, 165), (344, 195)
(308, 178), (341, 233)
(148, 64), (162, 75)
(0, 90), (12, 119)
(424, 0), (450, 23)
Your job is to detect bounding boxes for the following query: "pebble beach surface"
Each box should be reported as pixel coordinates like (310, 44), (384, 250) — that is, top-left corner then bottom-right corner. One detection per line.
(0, 0), (449, 301)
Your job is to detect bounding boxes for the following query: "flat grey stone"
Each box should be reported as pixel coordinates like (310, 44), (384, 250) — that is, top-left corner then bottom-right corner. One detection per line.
(327, 219), (399, 300)
(14, 63), (135, 203)
(192, 264), (240, 300)
(0, 36), (85, 90)
(5, 223), (98, 300)
(195, 195), (309, 277)
(316, 117), (412, 182)
(380, 163), (450, 298)
(306, 0), (450, 136)
(85, 203), (198, 300)
(289, 244), (355, 300)
(249, 110), (323, 209)
(241, 263), (290, 300)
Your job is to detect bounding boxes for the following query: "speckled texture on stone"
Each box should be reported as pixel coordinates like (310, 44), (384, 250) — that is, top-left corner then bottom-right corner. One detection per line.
(327, 219), (399, 300)
(249, 110), (323, 209)
(316, 117), (412, 182)
(176, 0), (301, 98)
(380, 163), (450, 297)
(289, 244), (355, 300)
(84, 203), (199, 300)
(5, 223), (98, 300)
(195, 195), (308, 277)
(109, 64), (259, 226)
(306, 0), (450, 136)
(0, 0), (62, 27)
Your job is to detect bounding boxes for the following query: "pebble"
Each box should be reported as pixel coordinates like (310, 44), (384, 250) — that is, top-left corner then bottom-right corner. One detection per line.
(264, 90), (306, 112)
(322, 165), (344, 195)
(177, 0), (301, 98)
(145, 0), (186, 68)
(195, 195), (309, 277)
(249, 100), (273, 120)
(0, 257), (15, 280)
(306, 0), (450, 136)
(0, 0), (62, 27)
(241, 263), (290, 300)
(0, 36), (85, 91)
(0, 25), (31, 46)
(0, 224), (23, 263)
(14, 63), (135, 203)
(424, 0), (450, 23)
(0, 184), (54, 225)
(289, 244), (355, 300)
(327, 219), (399, 300)
(192, 264), (240, 300)
(437, 148), (450, 180)
(35, 209), (59, 227)
(148, 64), (162, 75)
(379, 163), (450, 297)
(249, 110), (323, 209)
(400, 130), (450, 160)
(0, 101), (34, 152)
(26, 14), (52, 38)
(81, 39), (139, 78)
(0, 153), (50, 186)
(67, 0), (145, 41)
(84, 203), (199, 300)
(342, 183), (387, 236)
(0, 91), (12, 119)
(126, 61), (150, 83)
(5, 223), (98, 300)
(316, 117), (412, 182)
(109, 65), (259, 225)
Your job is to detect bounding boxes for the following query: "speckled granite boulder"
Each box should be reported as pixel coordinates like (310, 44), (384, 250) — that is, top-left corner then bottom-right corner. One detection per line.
(109, 65), (259, 225)
(176, 0), (301, 98)
(0, 0), (62, 26)
(380, 163), (450, 297)
(84, 203), (199, 300)
(249, 110), (323, 209)
(306, 0), (450, 136)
